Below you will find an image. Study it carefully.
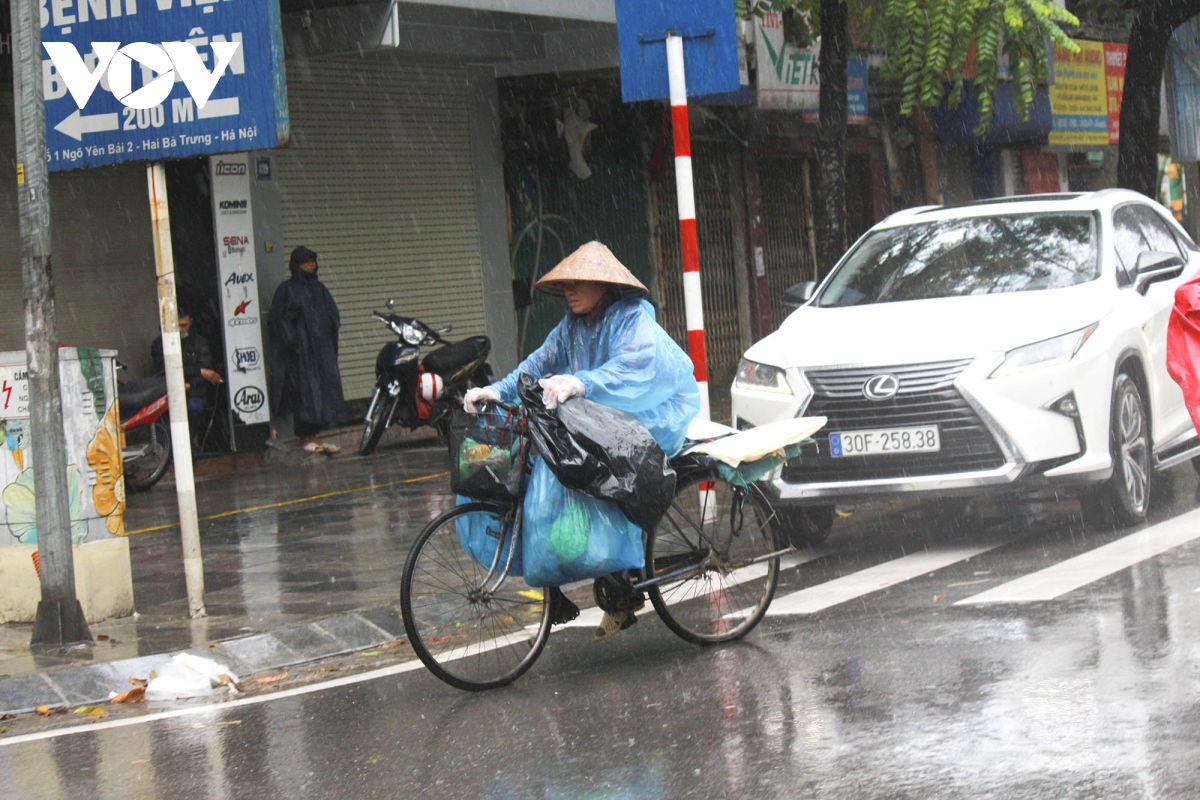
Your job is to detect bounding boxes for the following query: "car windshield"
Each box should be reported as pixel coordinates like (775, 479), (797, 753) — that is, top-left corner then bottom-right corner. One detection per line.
(816, 212), (1099, 307)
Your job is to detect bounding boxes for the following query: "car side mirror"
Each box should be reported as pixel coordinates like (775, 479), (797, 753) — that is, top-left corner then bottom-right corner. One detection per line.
(781, 281), (817, 311)
(1133, 250), (1185, 295)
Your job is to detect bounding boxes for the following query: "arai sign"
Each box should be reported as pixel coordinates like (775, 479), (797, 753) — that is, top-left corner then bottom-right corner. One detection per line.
(39, 0), (288, 171)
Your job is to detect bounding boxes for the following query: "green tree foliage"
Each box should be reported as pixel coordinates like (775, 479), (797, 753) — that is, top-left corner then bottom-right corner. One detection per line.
(738, 0), (1082, 134)
(889, 0), (1079, 133)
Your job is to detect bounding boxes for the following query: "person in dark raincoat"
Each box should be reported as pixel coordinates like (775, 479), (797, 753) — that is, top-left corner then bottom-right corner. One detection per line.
(269, 246), (347, 452)
(464, 241), (701, 640)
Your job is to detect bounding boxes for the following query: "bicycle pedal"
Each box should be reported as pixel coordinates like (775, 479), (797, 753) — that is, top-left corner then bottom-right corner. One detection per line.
(593, 608), (639, 642)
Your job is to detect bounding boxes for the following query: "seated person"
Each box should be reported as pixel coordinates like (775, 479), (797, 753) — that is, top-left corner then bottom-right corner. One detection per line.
(151, 306), (223, 448)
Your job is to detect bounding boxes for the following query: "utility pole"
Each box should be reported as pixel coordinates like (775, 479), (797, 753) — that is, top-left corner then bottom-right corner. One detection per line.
(12, 0), (92, 646)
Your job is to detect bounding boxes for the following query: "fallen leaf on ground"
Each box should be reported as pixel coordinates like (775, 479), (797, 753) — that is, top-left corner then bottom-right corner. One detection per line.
(252, 672), (288, 684)
(216, 674), (239, 691)
(318, 667), (339, 673)
(35, 705), (61, 717)
(379, 640), (407, 650)
(0, 713), (13, 720)
(128, 678), (148, 688)
(518, 590), (544, 601)
(110, 687), (146, 704)
(358, 650), (383, 657)
(96, 634), (110, 641)
(73, 706), (105, 717)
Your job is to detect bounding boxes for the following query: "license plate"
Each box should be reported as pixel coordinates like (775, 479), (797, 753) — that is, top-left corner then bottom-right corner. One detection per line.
(829, 425), (940, 457)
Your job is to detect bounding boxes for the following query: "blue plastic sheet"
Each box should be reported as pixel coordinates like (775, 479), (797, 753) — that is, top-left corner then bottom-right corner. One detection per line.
(491, 297), (700, 457)
(455, 495), (523, 575)
(520, 459), (644, 588)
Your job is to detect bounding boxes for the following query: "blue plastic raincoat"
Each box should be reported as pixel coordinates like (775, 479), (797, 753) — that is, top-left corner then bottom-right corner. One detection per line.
(492, 297), (700, 456)
(487, 297), (700, 587)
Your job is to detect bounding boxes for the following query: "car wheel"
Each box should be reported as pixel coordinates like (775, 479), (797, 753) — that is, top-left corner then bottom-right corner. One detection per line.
(1081, 372), (1151, 530)
(772, 504), (835, 547)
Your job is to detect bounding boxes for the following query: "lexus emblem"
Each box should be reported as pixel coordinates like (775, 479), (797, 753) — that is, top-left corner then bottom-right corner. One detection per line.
(862, 374), (900, 401)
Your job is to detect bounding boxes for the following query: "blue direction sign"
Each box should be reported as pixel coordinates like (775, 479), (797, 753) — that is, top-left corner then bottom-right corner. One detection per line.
(615, 0), (740, 103)
(41, 0), (287, 171)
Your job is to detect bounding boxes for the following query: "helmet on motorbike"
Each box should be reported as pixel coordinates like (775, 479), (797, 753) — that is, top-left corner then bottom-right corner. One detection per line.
(418, 372), (445, 403)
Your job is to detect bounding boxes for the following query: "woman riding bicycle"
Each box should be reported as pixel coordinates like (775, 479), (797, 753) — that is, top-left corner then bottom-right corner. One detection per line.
(464, 241), (701, 639)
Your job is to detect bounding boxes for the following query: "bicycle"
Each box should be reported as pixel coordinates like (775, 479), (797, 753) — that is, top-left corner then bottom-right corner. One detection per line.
(399, 402), (797, 692)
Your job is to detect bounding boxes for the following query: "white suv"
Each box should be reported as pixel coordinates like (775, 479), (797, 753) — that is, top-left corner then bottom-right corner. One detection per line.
(732, 190), (1200, 544)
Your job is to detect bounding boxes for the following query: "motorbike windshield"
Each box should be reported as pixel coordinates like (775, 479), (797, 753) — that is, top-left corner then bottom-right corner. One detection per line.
(816, 212), (1100, 308)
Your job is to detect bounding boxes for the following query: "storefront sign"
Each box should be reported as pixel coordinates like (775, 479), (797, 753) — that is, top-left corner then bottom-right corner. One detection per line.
(210, 153), (270, 426)
(754, 13), (867, 123)
(1049, 39), (1126, 146)
(42, 0), (288, 171)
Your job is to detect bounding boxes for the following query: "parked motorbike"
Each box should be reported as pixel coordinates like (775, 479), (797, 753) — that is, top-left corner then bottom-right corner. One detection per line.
(117, 373), (172, 492)
(359, 301), (493, 455)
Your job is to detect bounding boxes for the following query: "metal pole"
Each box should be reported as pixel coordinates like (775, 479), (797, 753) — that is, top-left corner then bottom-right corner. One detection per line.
(12, 0), (91, 646)
(147, 162), (207, 618)
(666, 34), (710, 422)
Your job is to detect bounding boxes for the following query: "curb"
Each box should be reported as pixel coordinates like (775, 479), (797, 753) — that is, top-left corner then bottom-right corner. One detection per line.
(0, 605), (406, 717)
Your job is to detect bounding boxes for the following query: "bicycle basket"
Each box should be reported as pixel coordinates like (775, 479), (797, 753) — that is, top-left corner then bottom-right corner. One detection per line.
(448, 410), (526, 501)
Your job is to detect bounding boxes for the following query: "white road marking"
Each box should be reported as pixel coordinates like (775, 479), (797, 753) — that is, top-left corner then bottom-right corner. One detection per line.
(767, 543), (1008, 616)
(956, 507), (1200, 605)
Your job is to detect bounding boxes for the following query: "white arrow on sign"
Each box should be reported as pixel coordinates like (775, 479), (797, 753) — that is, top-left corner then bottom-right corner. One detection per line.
(54, 109), (120, 142)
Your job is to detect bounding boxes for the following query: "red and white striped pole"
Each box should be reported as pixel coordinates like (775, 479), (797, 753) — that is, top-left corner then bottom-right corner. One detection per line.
(667, 33), (711, 422)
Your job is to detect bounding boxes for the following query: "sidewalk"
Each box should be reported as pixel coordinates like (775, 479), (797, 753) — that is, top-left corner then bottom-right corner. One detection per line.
(0, 433), (451, 717)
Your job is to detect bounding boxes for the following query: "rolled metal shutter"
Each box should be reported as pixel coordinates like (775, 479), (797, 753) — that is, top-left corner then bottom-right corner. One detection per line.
(274, 52), (486, 401)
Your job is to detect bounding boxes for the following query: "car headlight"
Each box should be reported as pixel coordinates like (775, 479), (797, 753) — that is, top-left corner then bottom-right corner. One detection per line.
(734, 359), (793, 394)
(989, 323), (1098, 379)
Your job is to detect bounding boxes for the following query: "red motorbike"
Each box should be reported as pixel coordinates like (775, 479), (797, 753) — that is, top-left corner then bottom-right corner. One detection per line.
(117, 374), (172, 491)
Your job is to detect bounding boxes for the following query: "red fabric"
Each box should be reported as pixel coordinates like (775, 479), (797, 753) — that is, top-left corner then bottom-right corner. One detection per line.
(1167, 272), (1200, 435)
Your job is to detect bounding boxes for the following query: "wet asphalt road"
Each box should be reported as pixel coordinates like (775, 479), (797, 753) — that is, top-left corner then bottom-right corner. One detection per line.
(5, 466), (1200, 799)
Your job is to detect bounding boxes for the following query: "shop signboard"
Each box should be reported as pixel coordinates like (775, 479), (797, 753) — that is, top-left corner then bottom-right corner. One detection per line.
(1049, 39), (1126, 146)
(210, 153), (269, 425)
(41, 0), (288, 171)
(753, 13), (867, 123)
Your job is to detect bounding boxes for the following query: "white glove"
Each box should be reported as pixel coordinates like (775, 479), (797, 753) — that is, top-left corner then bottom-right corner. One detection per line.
(463, 386), (501, 413)
(538, 375), (585, 410)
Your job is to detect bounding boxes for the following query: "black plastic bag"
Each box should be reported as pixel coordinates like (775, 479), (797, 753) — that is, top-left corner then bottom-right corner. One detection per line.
(517, 374), (676, 529)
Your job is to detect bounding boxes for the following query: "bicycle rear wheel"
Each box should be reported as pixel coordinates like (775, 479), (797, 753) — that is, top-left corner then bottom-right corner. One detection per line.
(646, 470), (781, 645)
(401, 502), (551, 691)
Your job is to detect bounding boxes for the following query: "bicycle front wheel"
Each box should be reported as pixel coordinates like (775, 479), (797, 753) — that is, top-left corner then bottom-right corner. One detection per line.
(646, 470), (781, 645)
(401, 502), (551, 691)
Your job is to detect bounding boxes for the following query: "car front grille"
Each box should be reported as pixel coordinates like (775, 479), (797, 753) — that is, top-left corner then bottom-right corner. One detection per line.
(782, 359), (1008, 483)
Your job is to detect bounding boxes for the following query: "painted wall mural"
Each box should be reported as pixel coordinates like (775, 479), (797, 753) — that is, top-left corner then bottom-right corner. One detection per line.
(0, 348), (124, 545)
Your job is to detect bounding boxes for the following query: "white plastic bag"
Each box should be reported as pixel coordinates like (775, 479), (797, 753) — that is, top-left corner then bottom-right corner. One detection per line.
(145, 653), (240, 700)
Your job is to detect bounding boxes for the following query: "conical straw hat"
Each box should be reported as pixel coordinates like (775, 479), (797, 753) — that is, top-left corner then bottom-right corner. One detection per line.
(534, 241), (648, 298)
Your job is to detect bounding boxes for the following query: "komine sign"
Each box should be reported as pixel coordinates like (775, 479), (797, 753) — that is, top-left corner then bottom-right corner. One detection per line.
(40, 0), (288, 171)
